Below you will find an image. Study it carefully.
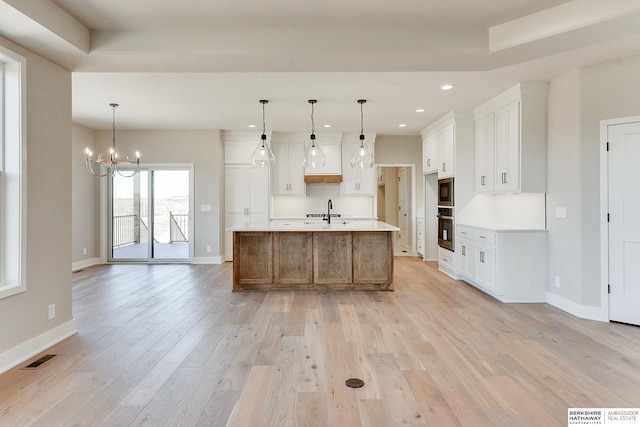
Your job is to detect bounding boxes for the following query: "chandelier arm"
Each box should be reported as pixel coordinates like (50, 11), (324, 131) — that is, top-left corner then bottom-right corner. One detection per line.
(85, 159), (111, 177)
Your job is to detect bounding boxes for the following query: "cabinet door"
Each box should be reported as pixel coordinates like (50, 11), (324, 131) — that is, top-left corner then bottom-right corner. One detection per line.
(476, 114), (495, 193)
(225, 140), (251, 164)
(437, 123), (454, 178)
(456, 238), (474, 280)
(474, 243), (497, 294)
(423, 134), (438, 174)
(224, 165), (249, 260)
(272, 142), (290, 195)
(287, 143), (306, 195)
(494, 101), (520, 192)
(341, 142), (374, 196)
(248, 166), (269, 224)
(305, 141), (341, 175)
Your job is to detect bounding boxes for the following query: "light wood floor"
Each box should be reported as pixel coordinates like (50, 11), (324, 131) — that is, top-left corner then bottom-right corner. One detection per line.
(2, 258), (640, 426)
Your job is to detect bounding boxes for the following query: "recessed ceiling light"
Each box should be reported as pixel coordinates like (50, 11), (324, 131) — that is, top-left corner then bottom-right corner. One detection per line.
(399, 124), (407, 128)
(415, 108), (425, 113)
(248, 124), (256, 128)
(323, 124), (332, 128)
(441, 84), (454, 91)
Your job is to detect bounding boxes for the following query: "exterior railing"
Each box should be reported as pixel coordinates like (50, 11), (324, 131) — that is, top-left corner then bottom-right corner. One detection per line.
(170, 212), (188, 243)
(113, 214), (139, 248)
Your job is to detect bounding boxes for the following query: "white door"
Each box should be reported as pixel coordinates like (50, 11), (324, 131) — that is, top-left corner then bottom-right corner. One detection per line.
(397, 167), (410, 250)
(609, 121), (640, 325)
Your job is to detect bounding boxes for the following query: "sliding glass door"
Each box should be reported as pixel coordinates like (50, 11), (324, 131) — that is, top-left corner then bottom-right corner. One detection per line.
(109, 166), (192, 262)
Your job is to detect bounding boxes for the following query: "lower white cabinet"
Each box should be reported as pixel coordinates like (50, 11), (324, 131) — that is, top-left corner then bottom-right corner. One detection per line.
(416, 217), (425, 257)
(456, 225), (546, 302)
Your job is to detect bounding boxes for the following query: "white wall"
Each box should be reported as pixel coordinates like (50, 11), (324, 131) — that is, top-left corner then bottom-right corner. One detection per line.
(94, 129), (224, 260)
(72, 124), (99, 268)
(0, 36), (76, 372)
(547, 53), (640, 312)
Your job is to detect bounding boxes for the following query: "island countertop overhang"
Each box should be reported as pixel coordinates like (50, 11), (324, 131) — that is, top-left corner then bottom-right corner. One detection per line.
(226, 221), (399, 232)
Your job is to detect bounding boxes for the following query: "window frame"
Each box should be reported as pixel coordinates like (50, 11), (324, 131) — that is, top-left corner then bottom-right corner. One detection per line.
(0, 45), (27, 299)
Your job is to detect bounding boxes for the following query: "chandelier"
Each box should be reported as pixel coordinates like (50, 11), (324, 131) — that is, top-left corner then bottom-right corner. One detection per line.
(350, 99), (374, 168)
(85, 103), (140, 177)
(250, 99), (275, 168)
(302, 99), (326, 169)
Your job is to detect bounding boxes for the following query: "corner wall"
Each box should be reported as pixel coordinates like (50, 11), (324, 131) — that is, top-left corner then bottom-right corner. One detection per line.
(0, 36), (76, 373)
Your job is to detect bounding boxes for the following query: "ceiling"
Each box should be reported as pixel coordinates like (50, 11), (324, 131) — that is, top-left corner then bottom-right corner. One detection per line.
(2, 0), (640, 134)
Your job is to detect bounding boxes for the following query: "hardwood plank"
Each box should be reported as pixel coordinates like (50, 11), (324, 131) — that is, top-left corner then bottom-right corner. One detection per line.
(296, 392), (328, 427)
(225, 365), (276, 427)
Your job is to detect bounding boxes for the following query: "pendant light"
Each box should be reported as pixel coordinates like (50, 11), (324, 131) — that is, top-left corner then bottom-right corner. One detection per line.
(250, 99), (275, 168)
(85, 103), (140, 177)
(350, 99), (374, 169)
(302, 99), (326, 169)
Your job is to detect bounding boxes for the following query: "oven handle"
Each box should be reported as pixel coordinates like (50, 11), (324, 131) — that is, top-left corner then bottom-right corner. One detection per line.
(437, 215), (454, 219)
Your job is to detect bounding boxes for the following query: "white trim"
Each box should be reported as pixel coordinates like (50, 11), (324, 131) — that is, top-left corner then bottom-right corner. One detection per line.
(546, 292), (608, 322)
(599, 116), (640, 323)
(192, 256), (223, 264)
(71, 257), (102, 272)
(0, 319), (78, 375)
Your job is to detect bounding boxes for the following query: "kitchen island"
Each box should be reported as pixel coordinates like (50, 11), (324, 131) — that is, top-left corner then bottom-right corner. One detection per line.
(228, 221), (399, 291)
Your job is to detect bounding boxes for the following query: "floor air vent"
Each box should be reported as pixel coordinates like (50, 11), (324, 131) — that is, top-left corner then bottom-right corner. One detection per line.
(21, 354), (56, 370)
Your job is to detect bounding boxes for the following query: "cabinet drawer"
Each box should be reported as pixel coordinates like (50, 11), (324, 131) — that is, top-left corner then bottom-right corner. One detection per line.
(474, 229), (496, 246)
(457, 225), (474, 239)
(438, 247), (454, 270)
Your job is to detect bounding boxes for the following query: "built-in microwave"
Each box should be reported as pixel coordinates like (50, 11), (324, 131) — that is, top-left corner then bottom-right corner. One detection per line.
(438, 178), (454, 206)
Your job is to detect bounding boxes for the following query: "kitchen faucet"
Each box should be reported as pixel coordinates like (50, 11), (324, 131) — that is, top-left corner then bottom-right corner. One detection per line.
(325, 199), (333, 224)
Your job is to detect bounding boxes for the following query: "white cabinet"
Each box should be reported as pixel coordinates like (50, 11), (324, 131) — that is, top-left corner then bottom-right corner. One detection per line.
(223, 131), (271, 261)
(437, 123), (454, 178)
(455, 225), (547, 302)
(341, 135), (375, 196)
(416, 217), (425, 257)
(304, 137), (342, 175)
(422, 133), (438, 174)
(474, 82), (548, 194)
(475, 113), (495, 193)
(273, 141), (305, 195)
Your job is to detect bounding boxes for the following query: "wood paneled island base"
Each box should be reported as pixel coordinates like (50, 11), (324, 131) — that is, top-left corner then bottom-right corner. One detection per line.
(232, 229), (395, 291)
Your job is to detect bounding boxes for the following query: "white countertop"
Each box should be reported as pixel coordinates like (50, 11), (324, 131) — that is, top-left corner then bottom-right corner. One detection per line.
(227, 221), (400, 232)
(456, 222), (547, 232)
(270, 217), (378, 222)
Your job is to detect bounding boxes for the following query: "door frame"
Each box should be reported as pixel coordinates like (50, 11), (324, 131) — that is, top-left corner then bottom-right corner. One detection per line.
(376, 163), (416, 255)
(101, 163), (195, 263)
(599, 116), (640, 322)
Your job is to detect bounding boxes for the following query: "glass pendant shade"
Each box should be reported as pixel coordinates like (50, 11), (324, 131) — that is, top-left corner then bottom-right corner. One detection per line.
(250, 99), (275, 168)
(350, 135), (374, 169)
(302, 99), (325, 169)
(251, 135), (275, 168)
(351, 99), (374, 169)
(302, 135), (326, 169)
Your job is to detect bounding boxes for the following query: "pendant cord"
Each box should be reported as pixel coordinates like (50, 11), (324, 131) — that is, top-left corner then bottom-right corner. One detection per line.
(262, 101), (266, 142)
(360, 101), (364, 136)
(311, 102), (315, 135)
(112, 104), (117, 151)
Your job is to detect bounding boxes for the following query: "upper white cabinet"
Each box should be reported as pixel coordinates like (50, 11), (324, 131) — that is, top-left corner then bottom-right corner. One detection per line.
(303, 134), (342, 175)
(272, 137), (305, 196)
(422, 133), (438, 174)
(474, 82), (548, 194)
(341, 133), (375, 196)
(437, 123), (455, 178)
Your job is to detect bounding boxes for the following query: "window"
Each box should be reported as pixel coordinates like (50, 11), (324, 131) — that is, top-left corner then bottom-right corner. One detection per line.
(0, 46), (26, 299)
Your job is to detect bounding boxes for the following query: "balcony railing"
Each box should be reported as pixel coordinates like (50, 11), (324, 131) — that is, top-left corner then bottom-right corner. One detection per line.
(113, 214), (140, 248)
(170, 212), (188, 243)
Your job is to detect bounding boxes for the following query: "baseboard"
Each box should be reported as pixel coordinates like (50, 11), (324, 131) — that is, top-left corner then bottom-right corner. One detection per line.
(0, 319), (78, 375)
(546, 292), (608, 322)
(72, 257), (102, 272)
(192, 256), (223, 264)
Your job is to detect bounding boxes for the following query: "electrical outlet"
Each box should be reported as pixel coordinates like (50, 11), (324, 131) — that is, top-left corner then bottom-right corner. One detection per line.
(206, 245), (212, 253)
(83, 248), (87, 256)
(555, 276), (561, 288)
(48, 304), (55, 320)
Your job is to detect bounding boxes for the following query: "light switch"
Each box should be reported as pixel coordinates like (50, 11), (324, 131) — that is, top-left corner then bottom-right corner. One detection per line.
(200, 204), (212, 212)
(556, 207), (567, 218)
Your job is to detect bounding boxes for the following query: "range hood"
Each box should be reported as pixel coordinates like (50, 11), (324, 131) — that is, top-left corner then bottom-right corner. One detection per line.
(304, 175), (342, 183)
